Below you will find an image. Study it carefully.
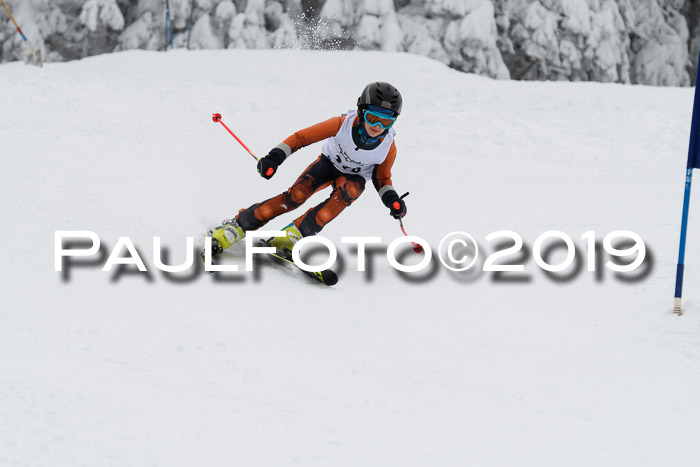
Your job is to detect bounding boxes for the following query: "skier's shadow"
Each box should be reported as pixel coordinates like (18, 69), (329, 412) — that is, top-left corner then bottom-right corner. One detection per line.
(296, 245), (347, 279)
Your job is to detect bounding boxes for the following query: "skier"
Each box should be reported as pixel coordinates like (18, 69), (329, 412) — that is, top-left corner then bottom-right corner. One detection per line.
(208, 81), (407, 255)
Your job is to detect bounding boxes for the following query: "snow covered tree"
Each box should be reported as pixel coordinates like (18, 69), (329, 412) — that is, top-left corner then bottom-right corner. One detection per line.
(189, 10), (225, 48)
(575, 0), (630, 83)
(690, 25), (699, 85)
(227, 0), (267, 48)
(441, 0), (510, 78)
(117, 0), (201, 51)
(78, 0), (126, 56)
(116, 0), (167, 51)
(214, 0), (236, 33)
(398, 12), (450, 65)
(503, 0), (690, 84)
(115, 9), (160, 50)
(629, 0), (690, 86)
(265, 1), (299, 48)
(355, 0), (402, 52)
(183, 0), (234, 49)
(395, 0), (508, 78)
(0, 0), (66, 63)
(227, 0), (298, 49)
(682, 0), (699, 84)
(1, 0), (698, 87)
(506, 0), (579, 80)
(312, 0), (358, 49)
(80, 0), (125, 32)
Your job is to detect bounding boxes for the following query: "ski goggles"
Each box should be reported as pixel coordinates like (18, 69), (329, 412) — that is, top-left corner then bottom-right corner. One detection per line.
(364, 109), (397, 129)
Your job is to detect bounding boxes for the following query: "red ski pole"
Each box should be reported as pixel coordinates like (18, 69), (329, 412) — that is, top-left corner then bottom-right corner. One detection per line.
(212, 113), (258, 161)
(398, 192), (423, 253)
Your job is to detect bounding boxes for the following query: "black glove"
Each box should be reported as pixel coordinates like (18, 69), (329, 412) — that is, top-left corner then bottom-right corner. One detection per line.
(257, 148), (286, 180)
(382, 190), (407, 219)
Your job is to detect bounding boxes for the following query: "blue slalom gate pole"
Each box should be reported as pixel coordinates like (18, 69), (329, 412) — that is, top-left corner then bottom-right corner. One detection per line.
(675, 169), (694, 314)
(164, 0), (173, 50)
(186, 0), (195, 50)
(163, 0), (167, 50)
(168, 0), (174, 49)
(674, 51), (700, 315)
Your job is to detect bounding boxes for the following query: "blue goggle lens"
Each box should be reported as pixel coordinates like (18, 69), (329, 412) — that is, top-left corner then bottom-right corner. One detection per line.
(364, 109), (396, 129)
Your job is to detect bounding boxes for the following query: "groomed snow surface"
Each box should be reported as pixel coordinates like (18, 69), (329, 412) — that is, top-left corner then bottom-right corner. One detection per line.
(1, 49), (699, 466)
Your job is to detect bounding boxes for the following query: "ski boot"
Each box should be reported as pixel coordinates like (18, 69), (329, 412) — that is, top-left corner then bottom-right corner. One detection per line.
(209, 218), (246, 255)
(269, 222), (302, 253)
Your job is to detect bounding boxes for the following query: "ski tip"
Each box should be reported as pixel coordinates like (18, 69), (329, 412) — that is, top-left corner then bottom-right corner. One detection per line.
(319, 270), (338, 286)
(324, 276), (338, 286)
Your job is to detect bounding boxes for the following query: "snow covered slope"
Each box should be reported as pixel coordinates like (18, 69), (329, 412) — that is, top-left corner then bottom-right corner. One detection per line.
(1, 49), (699, 467)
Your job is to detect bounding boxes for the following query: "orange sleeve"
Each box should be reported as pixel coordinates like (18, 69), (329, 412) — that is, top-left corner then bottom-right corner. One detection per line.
(372, 141), (397, 192)
(277, 115), (346, 157)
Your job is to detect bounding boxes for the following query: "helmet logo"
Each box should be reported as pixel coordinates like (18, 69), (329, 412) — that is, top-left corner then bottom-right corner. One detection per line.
(381, 101), (391, 109)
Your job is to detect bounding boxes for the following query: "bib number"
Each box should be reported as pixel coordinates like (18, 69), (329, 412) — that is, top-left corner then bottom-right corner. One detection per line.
(335, 155), (362, 173)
